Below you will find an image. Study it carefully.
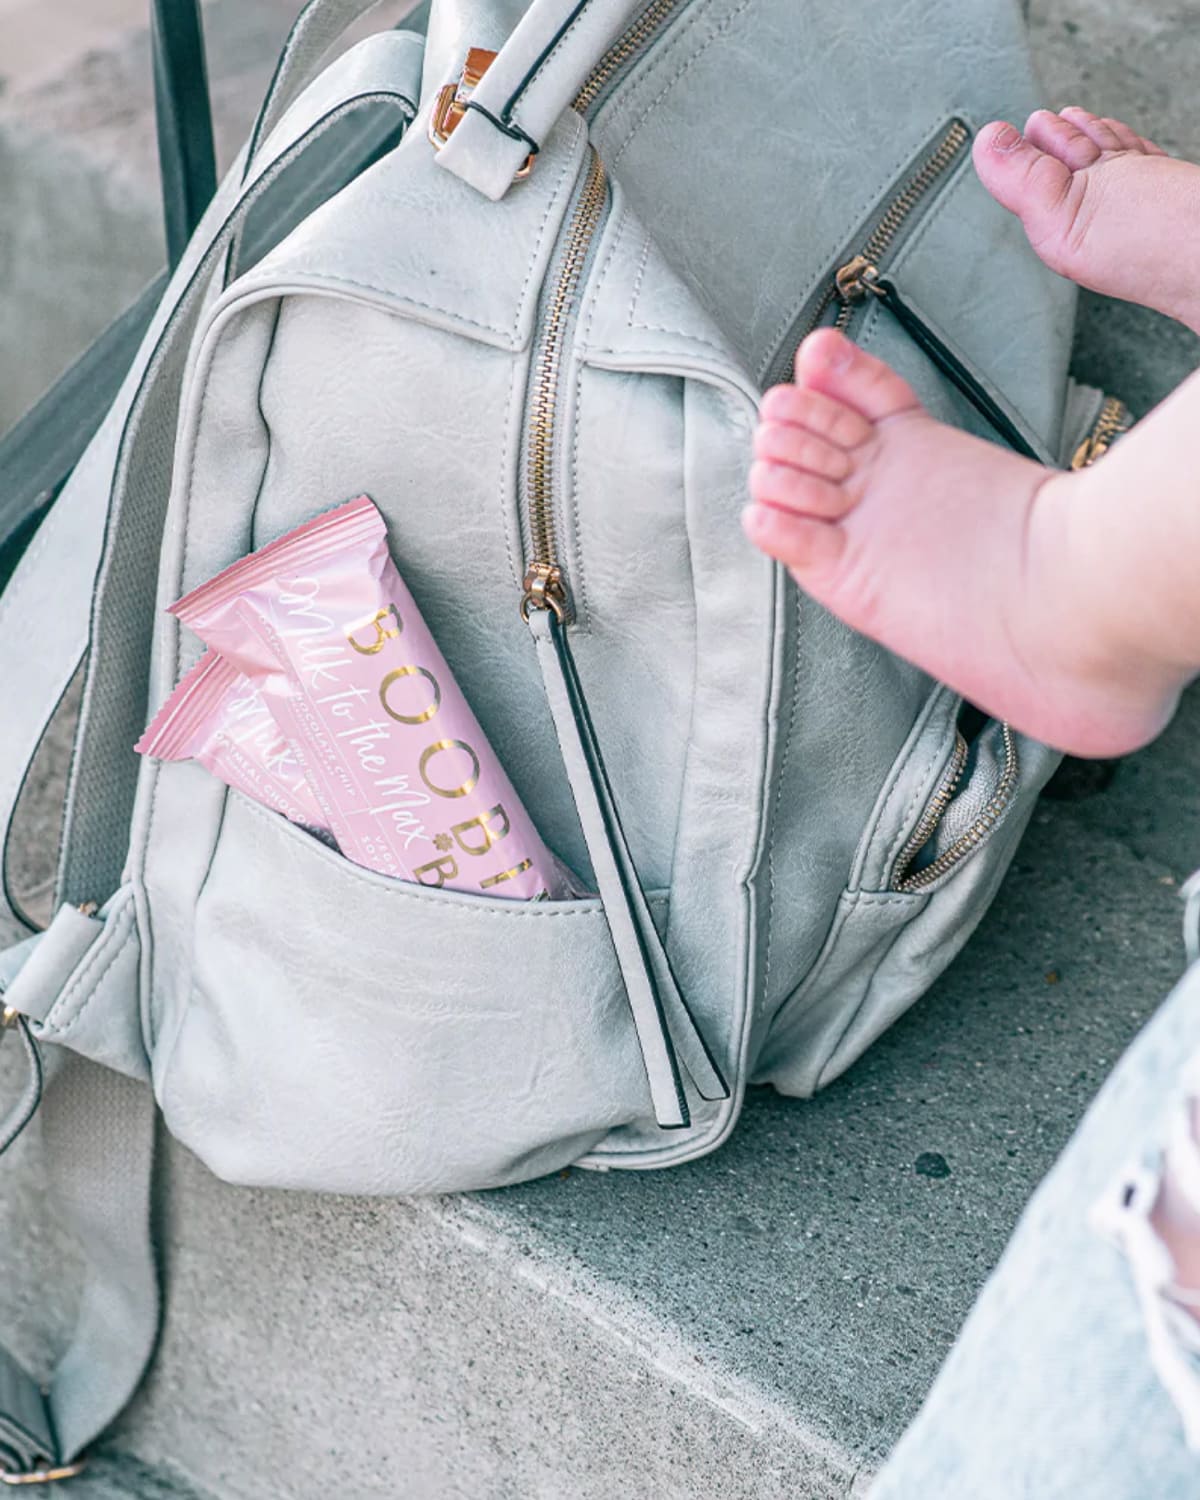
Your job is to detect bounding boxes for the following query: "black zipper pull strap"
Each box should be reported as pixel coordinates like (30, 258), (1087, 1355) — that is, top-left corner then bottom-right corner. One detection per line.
(527, 607), (729, 1128)
(870, 276), (1042, 461)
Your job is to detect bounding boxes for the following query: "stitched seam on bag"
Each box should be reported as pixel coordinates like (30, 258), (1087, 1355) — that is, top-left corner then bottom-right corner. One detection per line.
(571, 198), (640, 624)
(624, 222), (729, 347)
(507, 0), (596, 121)
(608, 0), (753, 172)
(586, 203), (744, 368)
(277, 116), (585, 346)
(626, 227), (653, 324)
(598, 0), (728, 156)
(762, 592), (803, 1007)
(235, 794), (624, 919)
(815, 897), (930, 1088)
(567, 360), (593, 625)
(39, 905), (137, 1038)
(758, 126), (956, 385)
(500, 345), (524, 590)
(770, 891), (858, 1048)
(40, 922), (134, 1040)
(266, 271), (515, 338)
(150, 786), (232, 1092)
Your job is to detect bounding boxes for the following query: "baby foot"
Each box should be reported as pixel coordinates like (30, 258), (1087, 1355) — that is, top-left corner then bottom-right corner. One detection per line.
(974, 109), (1200, 335)
(744, 330), (1186, 758)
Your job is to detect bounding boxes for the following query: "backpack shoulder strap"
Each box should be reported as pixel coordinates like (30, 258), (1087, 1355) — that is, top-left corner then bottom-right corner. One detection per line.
(0, 29), (423, 1479)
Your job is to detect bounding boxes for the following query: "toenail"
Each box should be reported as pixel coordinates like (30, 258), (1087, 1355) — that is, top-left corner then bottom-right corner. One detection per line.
(991, 123), (1022, 152)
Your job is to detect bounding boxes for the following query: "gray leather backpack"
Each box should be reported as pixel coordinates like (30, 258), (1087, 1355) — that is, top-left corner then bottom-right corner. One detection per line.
(0, 0), (1129, 1478)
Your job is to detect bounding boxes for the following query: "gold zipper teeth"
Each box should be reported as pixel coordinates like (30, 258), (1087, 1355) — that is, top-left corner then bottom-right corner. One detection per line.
(895, 723), (1019, 893)
(573, 0), (680, 114)
(892, 731), (969, 883)
(1071, 395), (1132, 469)
(834, 120), (969, 333)
(526, 151), (609, 586)
(787, 120), (970, 352)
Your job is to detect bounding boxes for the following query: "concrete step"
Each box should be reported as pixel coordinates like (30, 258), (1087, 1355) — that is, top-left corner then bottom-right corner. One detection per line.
(3, 0), (1200, 1496)
(41, 1453), (212, 1500)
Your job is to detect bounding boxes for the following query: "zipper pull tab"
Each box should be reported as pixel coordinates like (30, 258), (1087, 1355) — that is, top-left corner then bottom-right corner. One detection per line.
(525, 606), (729, 1128)
(835, 255), (885, 305)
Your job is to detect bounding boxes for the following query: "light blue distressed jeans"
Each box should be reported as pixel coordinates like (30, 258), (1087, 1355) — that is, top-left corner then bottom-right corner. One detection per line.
(871, 892), (1200, 1497)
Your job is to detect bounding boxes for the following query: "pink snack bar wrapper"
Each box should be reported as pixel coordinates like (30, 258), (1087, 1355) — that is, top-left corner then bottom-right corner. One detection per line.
(135, 649), (329, 832)
(169, 496), (577, 900)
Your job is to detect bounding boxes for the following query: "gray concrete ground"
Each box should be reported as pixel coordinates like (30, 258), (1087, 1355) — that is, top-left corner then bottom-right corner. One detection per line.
(2, 0), (1199, 1496)
(0, 0), (413, 433)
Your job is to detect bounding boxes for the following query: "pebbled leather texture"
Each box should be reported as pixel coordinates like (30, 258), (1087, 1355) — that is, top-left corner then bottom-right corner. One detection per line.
(9, 0), (1085, 1192)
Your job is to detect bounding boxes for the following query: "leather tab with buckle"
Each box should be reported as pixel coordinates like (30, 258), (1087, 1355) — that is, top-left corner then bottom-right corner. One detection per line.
(428, 48), (535, 179)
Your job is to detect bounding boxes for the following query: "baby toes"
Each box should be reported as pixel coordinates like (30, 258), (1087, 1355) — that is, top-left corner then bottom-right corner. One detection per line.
(758, 385), (874, 450)
(1058, 107), (1134, 155)
(753, 421), (853, 481)
(794, 329), (922, 426)
(748, 460), (855, 520)
(741, 503), (846, 579)
(1022, 108), (1101, 169)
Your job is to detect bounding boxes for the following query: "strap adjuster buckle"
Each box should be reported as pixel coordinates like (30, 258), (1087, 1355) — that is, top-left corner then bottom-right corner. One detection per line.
(429, 48), (535, 179)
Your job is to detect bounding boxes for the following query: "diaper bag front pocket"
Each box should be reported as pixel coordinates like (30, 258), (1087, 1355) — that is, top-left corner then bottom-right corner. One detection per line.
(151, 791), (656, 1195)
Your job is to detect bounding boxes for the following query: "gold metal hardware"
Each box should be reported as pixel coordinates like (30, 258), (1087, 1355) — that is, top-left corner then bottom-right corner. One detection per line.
(429, 47), (534, 179)
(520, 563), (569, 622)
(1071, 395), (1132, 469)
(834, 255), (884, 304)
(778, 120), (971, 370)
(891, 731), (970, 887)
(77, 902), (99, 918)
(520, 150), (609, 621)
(893, 723), (1020, 892)
(1, 1007), (19, 1031)
(0, 1460), (88, 1486)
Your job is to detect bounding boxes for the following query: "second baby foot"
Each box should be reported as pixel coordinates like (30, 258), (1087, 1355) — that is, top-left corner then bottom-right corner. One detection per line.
(974, 108), (1200, 335)
(744, 330), (1186, 758)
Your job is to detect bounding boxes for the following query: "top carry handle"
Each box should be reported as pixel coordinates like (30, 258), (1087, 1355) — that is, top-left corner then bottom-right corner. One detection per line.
(253, 0), (646, 200)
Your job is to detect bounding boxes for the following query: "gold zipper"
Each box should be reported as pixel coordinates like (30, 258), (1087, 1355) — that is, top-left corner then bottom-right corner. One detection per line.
(795, 120), (972, 351)
(518, 2), (685, 618)
(1071, 395), (1132, 469)
(521, 150), (609, 621)
(893, 723), (1019, 893)
(891, 731), (969, 887)
(573, 0), (681, 115)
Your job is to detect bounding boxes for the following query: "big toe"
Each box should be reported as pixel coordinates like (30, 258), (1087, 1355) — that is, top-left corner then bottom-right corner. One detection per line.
(794, 329), (921, 426)
(973, 121), (1079, 249)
